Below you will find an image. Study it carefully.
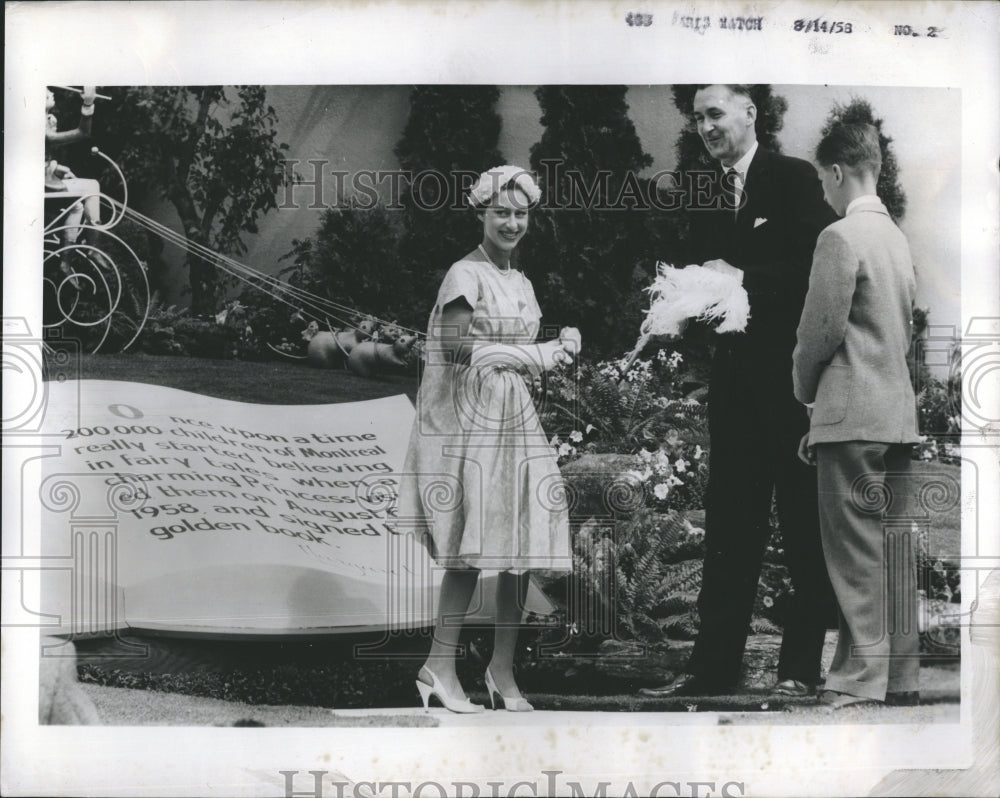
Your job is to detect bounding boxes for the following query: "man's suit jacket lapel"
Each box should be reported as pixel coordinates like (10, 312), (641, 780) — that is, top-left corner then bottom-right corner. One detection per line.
(736, 146), (772, 231)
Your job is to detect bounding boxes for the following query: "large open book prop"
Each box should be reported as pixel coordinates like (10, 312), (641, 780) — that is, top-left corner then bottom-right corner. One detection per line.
(36, 382), (552, 637)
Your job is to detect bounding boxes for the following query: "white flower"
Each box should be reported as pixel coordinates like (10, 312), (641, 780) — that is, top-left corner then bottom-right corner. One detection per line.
(558, 442), (573, 457)
(468, 165), (541, 207)
(569, 430), (584, 443)
(626, 467), (652, 483)
(668, 474), (684, 487)
(668, 351), (684, 369)
(674, 458), (687, 473)
(585, 424), (595, 434)
(655, 450), (670, 474)
(693, 445), (703, 460)
(763, 596), (774, 608)
(550, 435), (561, 446)
(653, 483), (670, 500)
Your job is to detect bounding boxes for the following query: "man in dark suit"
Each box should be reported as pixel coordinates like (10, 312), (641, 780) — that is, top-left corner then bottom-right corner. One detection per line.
(641, 84), (839, 698)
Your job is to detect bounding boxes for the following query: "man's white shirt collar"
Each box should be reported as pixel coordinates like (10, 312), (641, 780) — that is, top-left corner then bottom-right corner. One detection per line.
(725, 140), (759, 181)
(846, 194), (883, 215)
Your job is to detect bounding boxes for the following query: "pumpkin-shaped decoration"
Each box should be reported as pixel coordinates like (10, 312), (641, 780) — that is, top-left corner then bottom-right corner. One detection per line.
(306, 318), (376, 369)
(347, 334), (418, 378)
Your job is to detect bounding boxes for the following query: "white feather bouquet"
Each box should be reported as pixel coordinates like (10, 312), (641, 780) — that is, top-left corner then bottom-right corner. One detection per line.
(624, 262), (750, 366)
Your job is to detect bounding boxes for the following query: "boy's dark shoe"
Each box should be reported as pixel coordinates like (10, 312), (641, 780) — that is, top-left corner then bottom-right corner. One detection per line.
(818, 690), (882, 710)
(885, 691), (920, 706)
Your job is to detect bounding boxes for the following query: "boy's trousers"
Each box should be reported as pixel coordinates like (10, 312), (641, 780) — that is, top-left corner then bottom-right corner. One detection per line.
(815, 441), (920, 699)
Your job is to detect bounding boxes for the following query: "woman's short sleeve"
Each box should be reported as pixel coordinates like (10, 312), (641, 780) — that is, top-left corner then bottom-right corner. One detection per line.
(436, 261), (480, 312)
(521, 274), (543, 322)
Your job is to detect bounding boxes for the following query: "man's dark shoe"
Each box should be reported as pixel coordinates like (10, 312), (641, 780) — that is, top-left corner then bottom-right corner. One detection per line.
(638, 674), (727, 698)
(770, 678), (817, 697)
(885, 691), (920, 707)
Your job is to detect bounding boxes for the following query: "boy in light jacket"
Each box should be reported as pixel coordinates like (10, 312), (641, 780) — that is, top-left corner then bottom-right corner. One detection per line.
(793, 122), (921, 710)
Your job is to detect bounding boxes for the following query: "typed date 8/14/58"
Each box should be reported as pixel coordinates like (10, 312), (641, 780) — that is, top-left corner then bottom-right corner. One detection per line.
(793, 19), (853, 33)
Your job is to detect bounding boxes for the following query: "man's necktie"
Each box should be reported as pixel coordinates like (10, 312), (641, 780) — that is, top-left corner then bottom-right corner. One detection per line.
(723, 168), (740, 223)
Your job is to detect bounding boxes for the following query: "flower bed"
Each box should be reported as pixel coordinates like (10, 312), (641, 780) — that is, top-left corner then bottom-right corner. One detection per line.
(543, 346), (963, 660)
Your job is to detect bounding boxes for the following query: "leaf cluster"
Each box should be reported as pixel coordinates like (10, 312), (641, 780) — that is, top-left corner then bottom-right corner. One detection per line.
(93, 86), (290, 314)
(570, 509), (707, 642)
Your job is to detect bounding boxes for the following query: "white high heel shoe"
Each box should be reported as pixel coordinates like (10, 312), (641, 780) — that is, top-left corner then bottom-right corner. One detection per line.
(484, 667), (534, 712)
(416, 667), (484, 714)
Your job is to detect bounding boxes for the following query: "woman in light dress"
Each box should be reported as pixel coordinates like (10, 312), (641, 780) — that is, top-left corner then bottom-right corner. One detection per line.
(398, 165), (580, 713)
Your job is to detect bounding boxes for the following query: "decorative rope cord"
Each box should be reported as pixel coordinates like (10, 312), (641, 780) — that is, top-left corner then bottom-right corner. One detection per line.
(110, 199), (426, 338)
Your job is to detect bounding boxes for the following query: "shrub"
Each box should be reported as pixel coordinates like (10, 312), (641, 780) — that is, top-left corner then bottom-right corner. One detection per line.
(276, 204), (415, 329)
(914, 377), (961, 464)
(910, 308), (962, 463)
(136, 302), (242, 359)
(394, 86), (506, 316)
(542, 351), (707, 451)
(542, 350), (710, 513)
(523, 86), (662, 358)
(94, 86), (290, 315)
(567, 509), (706, 642)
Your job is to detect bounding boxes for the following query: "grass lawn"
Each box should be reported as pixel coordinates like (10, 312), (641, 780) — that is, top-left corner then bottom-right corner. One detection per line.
(909, 460), (962, 557)
(55, 351), (418, 405)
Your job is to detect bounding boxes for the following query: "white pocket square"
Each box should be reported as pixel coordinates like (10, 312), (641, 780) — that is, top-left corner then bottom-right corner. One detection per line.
(754, 217), (768, 228)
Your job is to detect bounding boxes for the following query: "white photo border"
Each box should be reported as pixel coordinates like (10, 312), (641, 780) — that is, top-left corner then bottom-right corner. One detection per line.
(4, 1), (998, 796)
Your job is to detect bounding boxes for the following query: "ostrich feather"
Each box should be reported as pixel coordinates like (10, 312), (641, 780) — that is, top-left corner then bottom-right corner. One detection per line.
(641, 262), (750, 337)
(623, 263), (751, 369)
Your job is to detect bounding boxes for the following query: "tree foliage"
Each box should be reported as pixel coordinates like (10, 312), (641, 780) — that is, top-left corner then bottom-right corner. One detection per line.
(95, 86), (289, 314)
(278, 205), (412, 328)
(394, 86), (505, 311)
(523, 86), (660, 357)
(820, 96), (907, 222)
